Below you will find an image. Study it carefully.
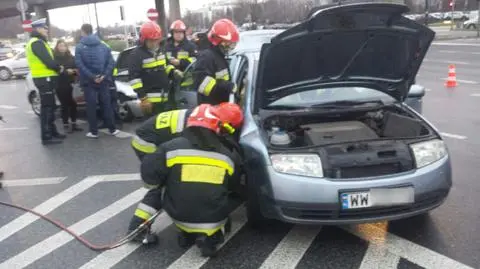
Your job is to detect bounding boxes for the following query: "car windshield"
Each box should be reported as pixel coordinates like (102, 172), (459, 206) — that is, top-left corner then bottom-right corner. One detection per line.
(0, 47), (13, 54)
(268, 87), (396, 107)
(235, 31), (282, 51)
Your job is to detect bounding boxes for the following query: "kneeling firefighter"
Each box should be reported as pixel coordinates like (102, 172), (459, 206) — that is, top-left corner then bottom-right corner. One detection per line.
(127, 102), (244, 257)
(128, 21), (179, 116)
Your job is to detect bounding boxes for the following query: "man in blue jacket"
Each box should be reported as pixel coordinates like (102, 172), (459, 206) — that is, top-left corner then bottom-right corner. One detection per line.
(75, 24), (119, 138)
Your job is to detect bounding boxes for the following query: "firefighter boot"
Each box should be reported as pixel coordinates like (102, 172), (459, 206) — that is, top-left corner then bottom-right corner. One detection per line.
(177, 230), (196, 249)
(127, 218), (158, 245)
(195, 230), (225, 257)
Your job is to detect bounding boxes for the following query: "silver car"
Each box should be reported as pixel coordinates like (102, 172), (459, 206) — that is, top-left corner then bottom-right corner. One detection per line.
(174, 3), (451, 227)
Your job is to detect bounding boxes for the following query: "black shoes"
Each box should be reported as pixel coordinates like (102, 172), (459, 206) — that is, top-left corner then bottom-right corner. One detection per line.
(42, 138), (63, 145)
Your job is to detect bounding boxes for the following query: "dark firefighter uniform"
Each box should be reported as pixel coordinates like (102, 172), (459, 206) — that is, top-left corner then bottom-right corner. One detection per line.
(165, 38), (197, 72)
(128, 46), (175, 115)
(193, 46), (236, 105)
(26, 23), (65, 144)
(131, 108), (193, 161)
(129, 128), (243, 254)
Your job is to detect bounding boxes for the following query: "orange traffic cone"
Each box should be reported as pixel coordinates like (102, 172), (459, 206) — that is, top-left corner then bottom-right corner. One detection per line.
(445, 64), (457, 88)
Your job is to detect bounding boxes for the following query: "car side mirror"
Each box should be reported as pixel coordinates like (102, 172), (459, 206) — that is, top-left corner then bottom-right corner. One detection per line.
(407, 84), (426, 98)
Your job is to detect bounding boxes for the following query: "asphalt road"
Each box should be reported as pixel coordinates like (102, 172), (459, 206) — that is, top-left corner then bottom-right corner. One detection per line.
(0, 39), (479, 269)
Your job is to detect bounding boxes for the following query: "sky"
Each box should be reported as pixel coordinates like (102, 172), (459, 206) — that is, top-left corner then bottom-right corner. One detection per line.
(48, 0), (209, 31)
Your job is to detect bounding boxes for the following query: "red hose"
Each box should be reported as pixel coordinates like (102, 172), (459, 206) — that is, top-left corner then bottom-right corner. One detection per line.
(0, 200), (145, 251)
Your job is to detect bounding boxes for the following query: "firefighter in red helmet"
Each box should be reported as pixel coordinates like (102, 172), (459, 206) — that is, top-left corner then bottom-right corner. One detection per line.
(192, 19), (240, 105)
(165, 20), (197, 72)
(127, 102), (244, 257)
(128, 21), (180, 116)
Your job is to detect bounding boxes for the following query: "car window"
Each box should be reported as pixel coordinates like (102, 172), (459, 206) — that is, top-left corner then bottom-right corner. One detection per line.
(115, 49), (134, 71)
(269, 87), (396, 107)
(0, 47), (13, 54)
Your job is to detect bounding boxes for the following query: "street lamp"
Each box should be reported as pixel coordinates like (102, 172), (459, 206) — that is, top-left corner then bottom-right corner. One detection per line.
(424, 0), (429, 26)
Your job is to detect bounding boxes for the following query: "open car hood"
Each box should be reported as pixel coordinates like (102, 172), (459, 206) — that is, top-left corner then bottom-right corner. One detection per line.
(255, 3), (434, 109)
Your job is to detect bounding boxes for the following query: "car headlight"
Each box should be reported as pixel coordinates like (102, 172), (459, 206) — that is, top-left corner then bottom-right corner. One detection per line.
(410, 139), (447, 168)
(270, 154), (324, 177)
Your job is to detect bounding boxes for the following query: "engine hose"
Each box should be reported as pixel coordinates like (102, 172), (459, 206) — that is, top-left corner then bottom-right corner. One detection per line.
(0, 200), (160, 251)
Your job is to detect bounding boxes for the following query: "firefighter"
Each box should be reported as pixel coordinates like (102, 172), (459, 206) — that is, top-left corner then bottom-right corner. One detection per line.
(193, 19), (240, 105)
(127, 102), (244, 257)
(26, 18), (68, 145)
(128, 21), (178, 117)
(130, 108), (193, 161)
(165, 20), (197, 72)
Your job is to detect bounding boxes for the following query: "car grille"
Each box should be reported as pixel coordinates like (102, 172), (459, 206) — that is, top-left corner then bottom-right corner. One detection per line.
(326, 163), (404, 179)
(281, 191), (447, 221)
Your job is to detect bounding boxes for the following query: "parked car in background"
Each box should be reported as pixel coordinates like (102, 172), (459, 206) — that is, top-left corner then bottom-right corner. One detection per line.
(463, 16), (479, 29)
(0, 51), (28, 80)
(26, 47), (143, 122)
(0, 46), (14, 61)
(174, 3), (449, 227)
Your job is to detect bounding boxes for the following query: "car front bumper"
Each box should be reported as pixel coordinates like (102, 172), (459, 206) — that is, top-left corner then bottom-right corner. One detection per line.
(254, 155), (451, 225)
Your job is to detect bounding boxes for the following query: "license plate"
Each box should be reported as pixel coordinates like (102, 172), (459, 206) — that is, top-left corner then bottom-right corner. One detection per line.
(341, 187), (414, 210)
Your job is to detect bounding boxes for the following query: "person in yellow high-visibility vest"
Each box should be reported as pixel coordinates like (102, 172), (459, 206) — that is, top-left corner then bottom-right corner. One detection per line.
(26, 18), (71, 145)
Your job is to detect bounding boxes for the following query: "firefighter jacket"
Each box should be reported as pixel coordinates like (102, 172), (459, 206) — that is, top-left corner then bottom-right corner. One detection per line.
(140, 128), (243, 225)
(128, 45), (175, 104)
(131, 108), (193, 154)
(193, 45), (235, 105)
(165, 38), (197, 72)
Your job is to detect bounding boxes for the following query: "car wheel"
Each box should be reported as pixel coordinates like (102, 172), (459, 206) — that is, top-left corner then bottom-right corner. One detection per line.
(29, 91), (41, 116)
(117, 94), (134, 122)
(0, 68), (12, 81)
(246, 176), (269, 229)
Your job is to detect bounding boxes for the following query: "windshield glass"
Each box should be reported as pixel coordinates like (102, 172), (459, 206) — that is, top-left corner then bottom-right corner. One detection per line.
(269, 87), (396, 107)
(0, 47), (13, 54)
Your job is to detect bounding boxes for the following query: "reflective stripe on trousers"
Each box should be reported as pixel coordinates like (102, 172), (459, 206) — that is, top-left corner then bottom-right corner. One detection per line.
(172, 218), (228, 236)
(146, 92), (168, 103)
(131, 135), (157, 154)
(134, 203), (158, 220)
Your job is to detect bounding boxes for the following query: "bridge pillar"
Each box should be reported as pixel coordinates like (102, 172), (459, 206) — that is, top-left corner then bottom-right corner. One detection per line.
(154, 0), (167, 36)
(169, 0), (181, 22)
(33, 5), (47, 20)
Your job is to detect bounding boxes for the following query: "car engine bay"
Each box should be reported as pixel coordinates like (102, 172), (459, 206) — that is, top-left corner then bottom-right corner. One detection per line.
(261, 106), (435, 179)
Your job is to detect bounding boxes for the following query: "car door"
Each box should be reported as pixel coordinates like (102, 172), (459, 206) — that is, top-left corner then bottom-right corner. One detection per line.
(11, 52), (28, 75)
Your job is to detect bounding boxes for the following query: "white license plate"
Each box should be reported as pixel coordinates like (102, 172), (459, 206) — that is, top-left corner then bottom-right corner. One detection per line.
(341, 187), (415, 210)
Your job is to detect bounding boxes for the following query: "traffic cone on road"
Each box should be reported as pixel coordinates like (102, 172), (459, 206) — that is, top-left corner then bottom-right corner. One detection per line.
(445, 64), (457, 88)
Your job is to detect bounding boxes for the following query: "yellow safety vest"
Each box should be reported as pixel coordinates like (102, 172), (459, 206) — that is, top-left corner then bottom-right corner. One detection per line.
(26, 37), (58, 78)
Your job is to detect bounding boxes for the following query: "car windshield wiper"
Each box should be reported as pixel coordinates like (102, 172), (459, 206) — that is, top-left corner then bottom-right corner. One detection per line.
(310, 100), (384, 108)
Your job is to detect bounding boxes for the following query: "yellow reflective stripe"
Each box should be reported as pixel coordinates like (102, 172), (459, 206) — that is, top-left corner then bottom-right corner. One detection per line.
(129, 79), (143, 90)
(177, 51), (189, 59)
(165, 65), (174, 75)
(198, 76), (216, 96)
(181, 164), (225, 184)
(171, 109), (187, 133)
(113, 68), (118, 76)
(173, 218), (227, 236)
(142, 60), (167, 68)
(138, 203), (158, 215)
(147, 97), (167, 103)
(166, 149), (234, 175)
(169, 110), (180, 134)
(131, 136), (157, 154)
(134, 209), (152, 220)
(215, 69), (229, 80)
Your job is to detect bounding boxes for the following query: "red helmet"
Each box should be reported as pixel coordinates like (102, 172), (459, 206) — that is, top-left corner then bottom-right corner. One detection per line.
(170, 20), (187, 32)
(140, 21), (162, 43)
(207, 19), (240, 46)
(187, 103), (244, 134)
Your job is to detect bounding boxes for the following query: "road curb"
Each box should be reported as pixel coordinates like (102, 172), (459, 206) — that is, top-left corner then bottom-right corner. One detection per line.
(435, 35), (480, 40)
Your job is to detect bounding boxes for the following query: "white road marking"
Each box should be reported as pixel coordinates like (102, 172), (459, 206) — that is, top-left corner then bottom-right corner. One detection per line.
(259, 225), (321, 269)
(346, 224), (475, 269)
(99, 129), (134, 138)
(470, 93), (480, 97)
(432, 42), (480, 47)
(0, 127), (29, 131)
(166, 206), (247, 269)
(98, 173), (141, 182)
(440, 132), (468, 140)
(438, 50), (457, 53)
(0, 177), (66, 187)
(79, 212), (172, 269)
(358, 244), (400, 269)
(0, 105), (18, 109)
(0, 176), (101, 243)
(0, 188), (148, 269)
(425, 88), (432, 92)
(443, 78), (478, 84)
(424, 59), (470, 65)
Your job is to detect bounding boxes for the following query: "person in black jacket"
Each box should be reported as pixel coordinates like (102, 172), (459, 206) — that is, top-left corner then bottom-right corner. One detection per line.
(193, 19), (240, 105)
(26, 18), (67, 145)
(165, 20), (197, 72)
(127, 103), (244, 257)
(53, 40), (82, 133)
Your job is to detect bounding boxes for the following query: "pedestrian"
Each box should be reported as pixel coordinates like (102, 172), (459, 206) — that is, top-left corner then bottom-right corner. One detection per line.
(75, 23), (119, 138)
(131, 108), (193, 161)
(127, 102), (244, 258)
(25, 18), (67, 145)
(193, 19), (240, 105)
(53, 40), (82, 133)
(165, 20), (197, 72)
(128, 21), (181, 118)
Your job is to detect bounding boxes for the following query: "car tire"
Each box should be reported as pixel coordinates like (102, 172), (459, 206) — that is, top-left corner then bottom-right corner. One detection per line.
(246, 176), (269, 229)
(117, 93), (134, 122)
(0, 67), (12, 81)
(467, 24), (476, 29)
(29, 91), (41, 116)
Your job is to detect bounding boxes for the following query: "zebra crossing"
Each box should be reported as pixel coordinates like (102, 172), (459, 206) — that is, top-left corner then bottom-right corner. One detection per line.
(0, 173), (474, 269)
